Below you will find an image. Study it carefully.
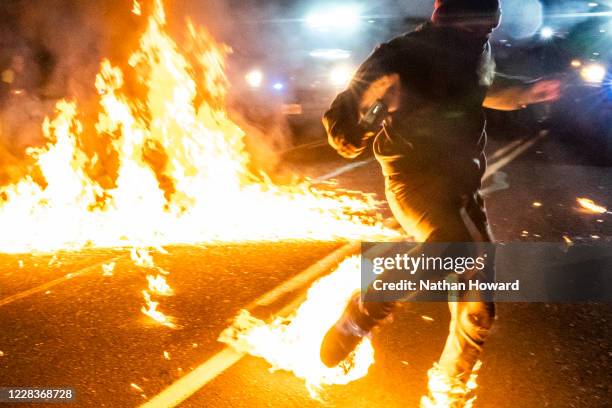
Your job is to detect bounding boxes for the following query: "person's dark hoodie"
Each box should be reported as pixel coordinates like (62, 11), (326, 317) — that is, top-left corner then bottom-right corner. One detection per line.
(323, 0), (501, 193)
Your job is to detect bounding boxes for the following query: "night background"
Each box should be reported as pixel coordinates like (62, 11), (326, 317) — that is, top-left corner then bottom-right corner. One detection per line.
(0, 1), (610, 407)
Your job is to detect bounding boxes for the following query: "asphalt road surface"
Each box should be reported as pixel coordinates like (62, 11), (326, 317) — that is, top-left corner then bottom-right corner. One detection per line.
(0, 128), (610, 407)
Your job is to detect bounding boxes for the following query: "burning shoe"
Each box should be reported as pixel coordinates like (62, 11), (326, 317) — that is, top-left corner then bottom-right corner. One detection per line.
(320, 293), (378, 367)
(420, 363), (480, 408)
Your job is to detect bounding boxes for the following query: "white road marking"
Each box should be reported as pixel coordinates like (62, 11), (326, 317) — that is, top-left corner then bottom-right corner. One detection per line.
(141, 134), (544, 407)
(140, 241), (362, 408)
(314, 159), (374, 182)
(247, 242), (361, 308)
(140, 348), (244, 408)
(488, 138), (526, 162)
(484, 133), (545, 180)
(481, 171), (510, 196)
(0, 255), (125, 308)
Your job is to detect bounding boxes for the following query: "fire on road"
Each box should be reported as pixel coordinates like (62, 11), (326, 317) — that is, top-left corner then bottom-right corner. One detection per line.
(0, 1), (610, 407)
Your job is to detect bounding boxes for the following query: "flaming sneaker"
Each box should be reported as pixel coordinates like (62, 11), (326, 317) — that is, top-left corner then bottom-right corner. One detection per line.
(420, 362), (481, 408)
(320, 293), (372, 367)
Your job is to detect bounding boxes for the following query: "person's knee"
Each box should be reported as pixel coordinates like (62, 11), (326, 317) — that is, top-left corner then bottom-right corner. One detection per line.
(462, 302), (495, 341)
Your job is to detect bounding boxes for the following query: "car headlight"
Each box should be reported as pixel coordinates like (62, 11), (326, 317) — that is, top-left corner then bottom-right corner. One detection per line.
(306, 5), (361, 32)
(245, 69), (263, 88)
(540, 26), (554, 39)
(570, 59), (582, 68)
(580, 63), (606, 83)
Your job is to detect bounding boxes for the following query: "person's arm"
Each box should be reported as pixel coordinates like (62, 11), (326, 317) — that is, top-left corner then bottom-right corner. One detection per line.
(323, 40), (400, 158)
(483, 77), (561, 111)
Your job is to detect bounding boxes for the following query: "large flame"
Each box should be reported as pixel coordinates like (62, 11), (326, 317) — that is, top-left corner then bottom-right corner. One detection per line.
(220, 256), (374, 396)
(0, 0), (396, 254)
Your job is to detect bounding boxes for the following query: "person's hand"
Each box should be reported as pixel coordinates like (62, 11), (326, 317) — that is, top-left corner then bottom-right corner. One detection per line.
(360, 74), (401, 113)
(522, 79), (562, 106)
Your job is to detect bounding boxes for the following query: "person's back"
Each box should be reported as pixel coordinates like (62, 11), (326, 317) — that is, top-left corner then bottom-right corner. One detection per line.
(320, 2), (503, 407)
(323, 6), (501, 190)
(370, 22), (494, 188)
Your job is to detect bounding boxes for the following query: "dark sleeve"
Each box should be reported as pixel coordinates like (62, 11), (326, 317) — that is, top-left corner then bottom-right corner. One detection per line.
(323, 39), (401, 159)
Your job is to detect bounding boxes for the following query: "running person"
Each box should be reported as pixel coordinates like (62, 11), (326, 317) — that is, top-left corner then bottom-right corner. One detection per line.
(319, 1), (560, 406)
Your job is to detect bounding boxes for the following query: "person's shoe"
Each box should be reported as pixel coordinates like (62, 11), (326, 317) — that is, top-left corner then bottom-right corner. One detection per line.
(320, 293), (371, 367)
(419, 363), (480, 408)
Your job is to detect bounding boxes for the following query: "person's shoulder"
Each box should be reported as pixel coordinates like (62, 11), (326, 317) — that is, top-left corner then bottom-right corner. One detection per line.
(374, 34), (413, 54)
(381, 23), (432, 49)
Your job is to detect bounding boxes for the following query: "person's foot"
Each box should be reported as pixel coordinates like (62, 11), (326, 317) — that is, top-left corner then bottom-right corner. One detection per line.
(420, 363), (480, 408)
(319, 293), (371, 367)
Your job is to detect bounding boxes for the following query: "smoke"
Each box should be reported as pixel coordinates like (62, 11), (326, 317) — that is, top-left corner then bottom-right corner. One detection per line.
(0, 0), (295, 187)
(0, 0), (146, 185)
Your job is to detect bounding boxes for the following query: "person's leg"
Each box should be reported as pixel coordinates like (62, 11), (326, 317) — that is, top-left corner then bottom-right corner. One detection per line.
(437, 193), (496, 380)
(320, 173), (483, 367)
(320, 173), (452, 367)
(438, 300), (496, 380)
(359, 174), (477, 321)
(321, 175), (497, 407)
(421, 193), (496, 407)
(423, 283), (495, 407)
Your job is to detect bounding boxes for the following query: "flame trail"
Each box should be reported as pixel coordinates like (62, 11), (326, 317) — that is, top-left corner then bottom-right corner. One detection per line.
(132, 0), (142, 16)
(146, 274), (173, 296)
(130, 247), (175, 325)
(577, 198), (607, 214)
(220, 256), (374, 396)
(0, 0), (397, 254)
(141, 289), (175, 328)
(102, 261), (116, 276)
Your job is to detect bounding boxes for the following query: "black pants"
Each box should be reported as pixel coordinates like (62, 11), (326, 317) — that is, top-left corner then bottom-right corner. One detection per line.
(364, 172), (496, 381)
